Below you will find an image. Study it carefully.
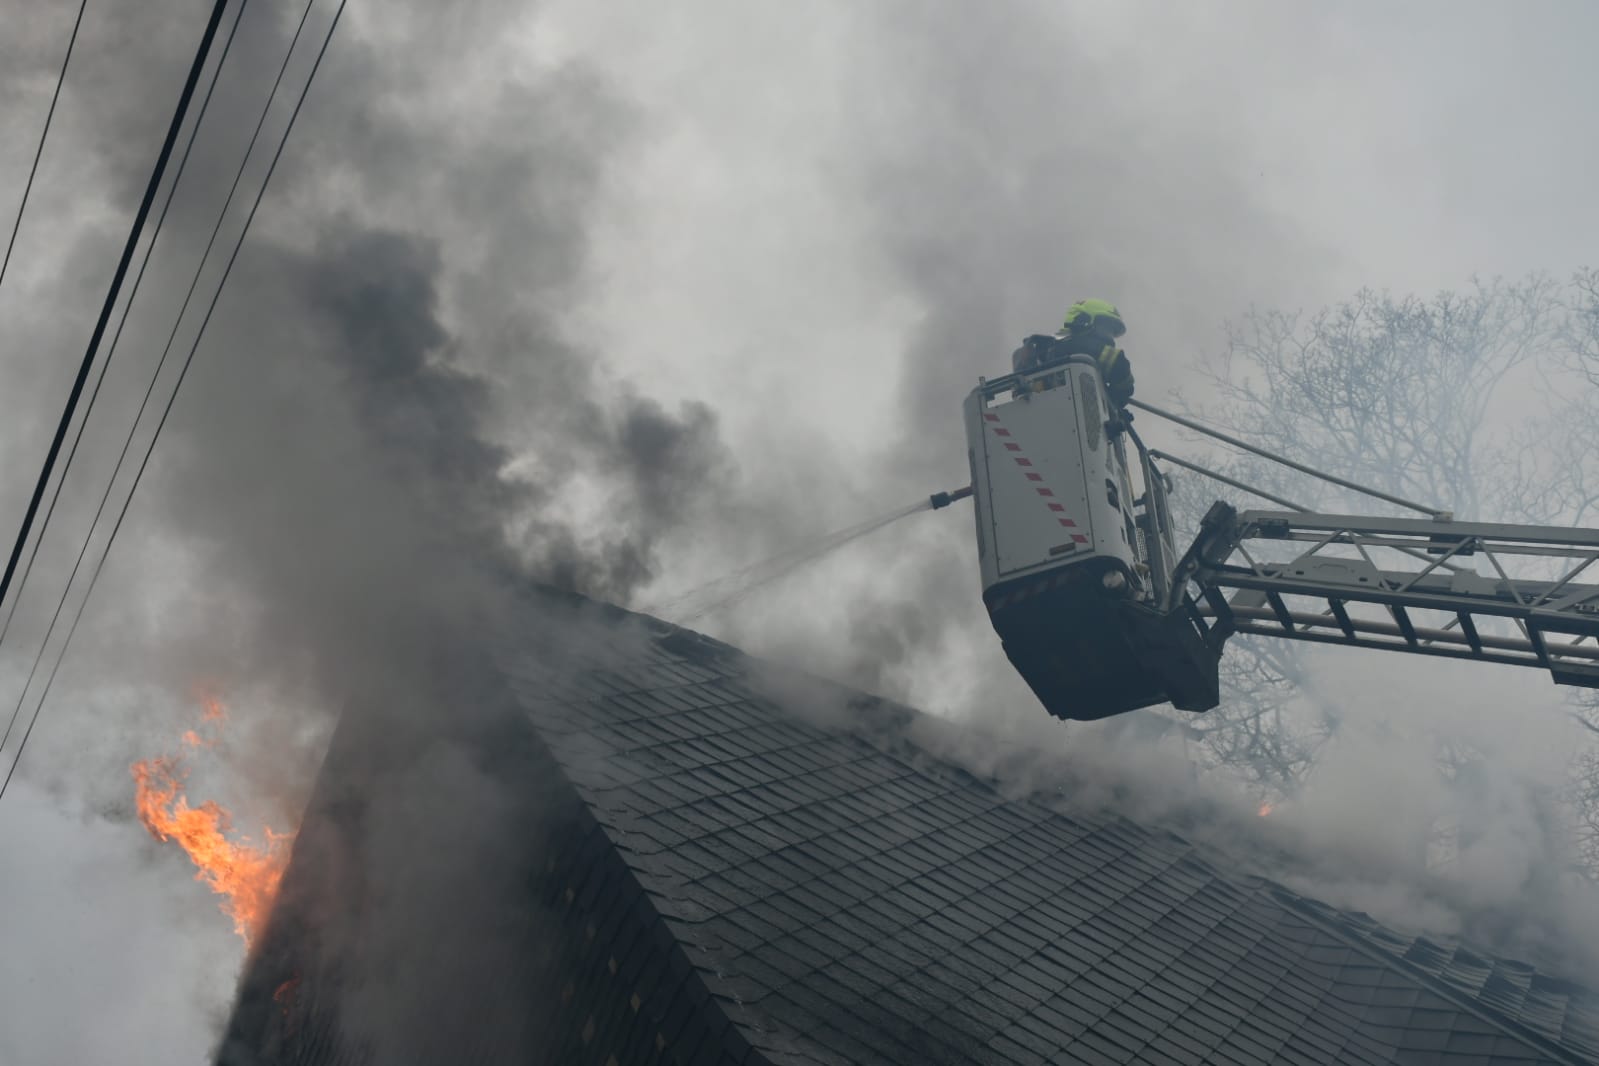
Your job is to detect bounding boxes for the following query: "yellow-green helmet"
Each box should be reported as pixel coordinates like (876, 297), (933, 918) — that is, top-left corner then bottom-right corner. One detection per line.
(1064, 298), (1126, 338)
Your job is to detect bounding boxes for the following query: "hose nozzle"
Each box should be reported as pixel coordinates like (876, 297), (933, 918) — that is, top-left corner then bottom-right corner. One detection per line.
(930, 485), (974, 510)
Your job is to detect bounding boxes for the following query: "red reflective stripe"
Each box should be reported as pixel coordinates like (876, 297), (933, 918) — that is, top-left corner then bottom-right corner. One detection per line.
(1036, 488), (1054, 497)
(1025, 472), (1043, 481)
(1004, 442), (1022, 451)
(984, 413), (1000, 421)
(1015, 458), (1033, 467)
(1047, 503), (1065, 512)
(992, 427), (1012, 437)
(1072, 534), (1089, 543)
(1058, 517), (1077, 527)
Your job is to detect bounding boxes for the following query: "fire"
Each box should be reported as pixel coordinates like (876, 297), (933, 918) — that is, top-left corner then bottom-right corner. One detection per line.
(273, 975), (302, 1020)
(1258, 803), (1274, 817)
(131, 697), (290, 947)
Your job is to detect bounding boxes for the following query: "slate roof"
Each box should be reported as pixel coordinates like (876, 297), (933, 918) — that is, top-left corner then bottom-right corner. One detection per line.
(1299, 902), (1599, 1063)
(498, 599), (1599, 1066)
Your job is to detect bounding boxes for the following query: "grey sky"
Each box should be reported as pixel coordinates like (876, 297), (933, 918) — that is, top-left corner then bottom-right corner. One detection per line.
(1, 1), (1598, 1062)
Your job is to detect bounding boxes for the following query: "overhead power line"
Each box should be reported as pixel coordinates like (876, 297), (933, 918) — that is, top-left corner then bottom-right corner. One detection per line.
(0, 0), (232, 620)
(0, 0), (350, 803)
(0, 0), (252, 754)
(0, 0), (252, 656)
(0, 0), (88, 295)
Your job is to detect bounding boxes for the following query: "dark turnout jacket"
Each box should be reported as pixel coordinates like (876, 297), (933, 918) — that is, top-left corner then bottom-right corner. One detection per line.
(1011, 331), (1134, 406)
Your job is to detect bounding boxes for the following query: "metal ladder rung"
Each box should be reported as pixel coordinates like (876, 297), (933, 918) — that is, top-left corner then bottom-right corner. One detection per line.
(1202, 585), (1234, 633)
(1389, 604), (1420, 648)
(1527, 625), (1552, 668)
(1328, 598), (1356, 641)
(1265, 591), (1295, 633)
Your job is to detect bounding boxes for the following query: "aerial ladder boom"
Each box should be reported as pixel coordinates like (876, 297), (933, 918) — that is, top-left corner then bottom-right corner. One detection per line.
(961, 360), (1599, 721)
(1172, 505), (1599, 688)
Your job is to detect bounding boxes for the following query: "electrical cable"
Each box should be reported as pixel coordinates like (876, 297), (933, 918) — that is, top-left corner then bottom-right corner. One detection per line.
(0, 0), (231, 620)
(0, 0), (88, 295)
(0, 0), (251, 753)
(0, 0), (349, 803)
(0, 0), (251, 657)
(0, 0), (309, 764)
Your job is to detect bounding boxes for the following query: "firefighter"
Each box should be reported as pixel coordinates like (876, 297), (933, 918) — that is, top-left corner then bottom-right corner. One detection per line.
(1011, 298), (1135, 407)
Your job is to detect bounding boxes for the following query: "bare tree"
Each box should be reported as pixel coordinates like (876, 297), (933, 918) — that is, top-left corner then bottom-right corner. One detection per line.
(1160, 471), (1334, 791)
(1574, 721), (1599, 876)
(1166, 278), (1582, 805)
(1558, 268), (1599, 870)
(1197, 277), (1560, 519)
(1566, 267), (1599, 390)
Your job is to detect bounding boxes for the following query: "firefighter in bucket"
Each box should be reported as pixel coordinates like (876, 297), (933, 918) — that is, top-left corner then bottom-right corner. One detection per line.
(1012, 298), (1134, 408)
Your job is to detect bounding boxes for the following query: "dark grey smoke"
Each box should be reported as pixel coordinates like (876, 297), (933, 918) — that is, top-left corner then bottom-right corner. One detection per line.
(0, 2), (730, 1060)
(670, 1), (1342, 706)
(10, 0), (731, 792)
(5, 2), (1599, 1060)
(663, 1), (1599, 984)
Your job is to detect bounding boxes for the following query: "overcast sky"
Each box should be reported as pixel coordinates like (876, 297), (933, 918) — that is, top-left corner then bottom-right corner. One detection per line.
(2, 1), (1598, 1062)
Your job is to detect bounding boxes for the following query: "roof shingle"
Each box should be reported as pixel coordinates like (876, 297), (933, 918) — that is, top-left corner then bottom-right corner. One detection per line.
(502, 606), (1599, 1066)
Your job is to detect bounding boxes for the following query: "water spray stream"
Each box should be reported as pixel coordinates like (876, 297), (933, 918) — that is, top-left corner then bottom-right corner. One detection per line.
(653, 488), (969, 623)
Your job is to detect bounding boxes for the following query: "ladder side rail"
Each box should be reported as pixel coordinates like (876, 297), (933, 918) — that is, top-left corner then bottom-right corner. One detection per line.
(1201, 598), (1599, 663)
(1219, 617), (1562, 670)
(1237, 510), (1599, 551)
(1199, 562), (1599, 627)
(1259, 530), (1598, 563)
(1208, 556), (1597, 607)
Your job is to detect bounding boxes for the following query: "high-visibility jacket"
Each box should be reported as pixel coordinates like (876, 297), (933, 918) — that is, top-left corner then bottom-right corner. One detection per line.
(1095, 344), (1134, 406)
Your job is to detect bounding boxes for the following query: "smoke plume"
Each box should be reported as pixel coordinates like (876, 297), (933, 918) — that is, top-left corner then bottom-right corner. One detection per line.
(4, 2), (1599, 1061)
(1, 2), (728, 1060)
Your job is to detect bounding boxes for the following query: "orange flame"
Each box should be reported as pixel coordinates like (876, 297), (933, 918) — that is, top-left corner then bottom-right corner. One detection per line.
(273, 975), (302, 1020)
(1257, 803), (1274, 817)
(131, 698), (290, 947)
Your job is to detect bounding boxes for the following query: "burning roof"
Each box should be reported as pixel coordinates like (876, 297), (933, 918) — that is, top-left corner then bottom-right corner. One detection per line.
(216, 595), (1599, 1065)
(133, 696), (290, 948)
